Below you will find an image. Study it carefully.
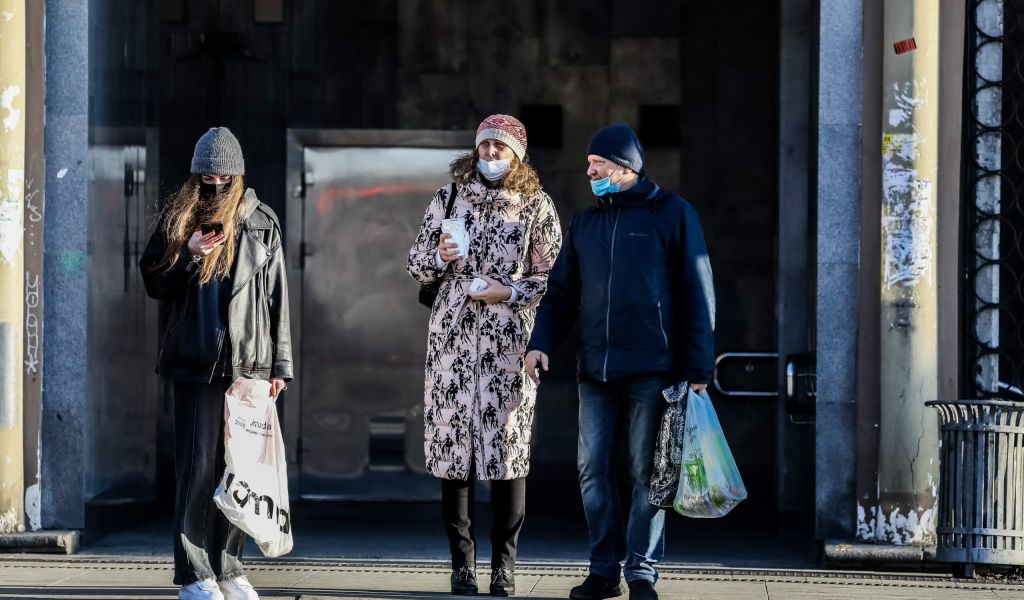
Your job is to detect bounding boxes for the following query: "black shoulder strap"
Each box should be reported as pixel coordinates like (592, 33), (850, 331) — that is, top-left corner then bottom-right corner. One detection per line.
(443, 183), (457, 219)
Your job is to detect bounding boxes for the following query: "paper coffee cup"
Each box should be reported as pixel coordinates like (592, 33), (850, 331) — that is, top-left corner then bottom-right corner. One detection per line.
(441, 218), (469, 259)
(469, 277), (488, 293)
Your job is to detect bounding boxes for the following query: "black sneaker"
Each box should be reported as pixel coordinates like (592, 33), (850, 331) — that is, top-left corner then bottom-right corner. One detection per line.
(569, 574), (624, 600)
(627, 580), (658, 600)
(451, 566), (478, 596)
(489, 567), (515, 596)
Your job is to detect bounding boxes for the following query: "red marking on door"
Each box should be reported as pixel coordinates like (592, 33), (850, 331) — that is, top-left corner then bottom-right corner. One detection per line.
(316, 183), (442, 215)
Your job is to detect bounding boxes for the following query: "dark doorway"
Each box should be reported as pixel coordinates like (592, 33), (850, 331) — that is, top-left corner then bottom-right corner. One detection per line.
(86, 0), (815, 547)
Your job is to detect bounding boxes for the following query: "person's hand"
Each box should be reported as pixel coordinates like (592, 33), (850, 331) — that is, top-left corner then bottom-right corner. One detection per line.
(467, 274), (512, 304)
(526, 350), (549, 386)
(187, 230), (226, 257)
(690, 383), (708, 392)
(438, 232), (462, 263)
(270, 378), (287, 399)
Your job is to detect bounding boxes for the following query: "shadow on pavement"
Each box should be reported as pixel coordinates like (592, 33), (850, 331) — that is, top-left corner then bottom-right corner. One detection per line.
(83, 500), (818, 570)
(0, 588), (567, 600)
(0, 588), (175, 598)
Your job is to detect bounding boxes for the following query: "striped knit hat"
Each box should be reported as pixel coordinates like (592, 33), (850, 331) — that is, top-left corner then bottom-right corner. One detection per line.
(475, 114), (528, 160)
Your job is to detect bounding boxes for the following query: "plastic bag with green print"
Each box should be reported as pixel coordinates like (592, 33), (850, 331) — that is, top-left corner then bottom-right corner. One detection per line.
(673, 387), (747, 518)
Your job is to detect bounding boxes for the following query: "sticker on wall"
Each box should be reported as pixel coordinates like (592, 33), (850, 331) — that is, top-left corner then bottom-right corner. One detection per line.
(883, 177), (934, 288)
(882, 133), (920, 161)
(0, 169), (24, 265)
(881, 129), (934, 288)
(893, 38), (917, 55)
(885, 82), (927, 130)
(0, 85), (21, 132)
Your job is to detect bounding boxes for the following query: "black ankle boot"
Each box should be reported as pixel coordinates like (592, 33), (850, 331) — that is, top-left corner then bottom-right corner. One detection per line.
(627, 580), (658, 600)
(570, 574), (624, 600)
(451, 565), (478, 596)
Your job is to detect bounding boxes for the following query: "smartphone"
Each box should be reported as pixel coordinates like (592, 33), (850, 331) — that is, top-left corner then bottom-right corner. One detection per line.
(201, 221), (224, 236)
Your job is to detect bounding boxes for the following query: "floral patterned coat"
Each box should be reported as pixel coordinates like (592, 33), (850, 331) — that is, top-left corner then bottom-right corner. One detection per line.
(407, 179), (562, 481)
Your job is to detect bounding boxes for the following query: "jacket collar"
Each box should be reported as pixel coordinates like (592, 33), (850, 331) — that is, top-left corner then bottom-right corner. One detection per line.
(238, 189), (261, 226)
(597, 176), (660, 209)
(231, 189), (274, 297)
(462, 176), (522, 206)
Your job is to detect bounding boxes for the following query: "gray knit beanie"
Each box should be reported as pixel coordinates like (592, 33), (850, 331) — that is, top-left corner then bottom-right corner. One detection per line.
(190, 127), (245, 176)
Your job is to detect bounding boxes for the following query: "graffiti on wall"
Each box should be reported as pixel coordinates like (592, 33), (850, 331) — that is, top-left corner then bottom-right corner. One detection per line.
(24, 272), (39, 374)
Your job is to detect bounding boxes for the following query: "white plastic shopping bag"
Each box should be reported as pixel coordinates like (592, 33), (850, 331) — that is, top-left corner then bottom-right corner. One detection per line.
(673, 388), (747, 518)
(213, 377), (293, 557)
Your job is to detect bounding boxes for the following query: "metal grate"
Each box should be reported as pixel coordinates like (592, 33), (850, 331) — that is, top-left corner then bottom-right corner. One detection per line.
(965, 0), (1024, 399)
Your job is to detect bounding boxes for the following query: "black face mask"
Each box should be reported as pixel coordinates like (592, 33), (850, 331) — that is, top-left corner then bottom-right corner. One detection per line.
(198, 181), (229, 202)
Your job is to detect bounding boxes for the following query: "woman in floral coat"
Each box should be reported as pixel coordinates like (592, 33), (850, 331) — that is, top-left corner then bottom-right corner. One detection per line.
(407, 114), (562, 596)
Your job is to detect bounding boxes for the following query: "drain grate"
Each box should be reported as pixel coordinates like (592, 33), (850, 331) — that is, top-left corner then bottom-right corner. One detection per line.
(3, 556), (1023, 590)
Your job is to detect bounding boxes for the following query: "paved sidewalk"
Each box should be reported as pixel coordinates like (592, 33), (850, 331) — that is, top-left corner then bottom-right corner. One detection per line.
(2, 556), (1024, 600)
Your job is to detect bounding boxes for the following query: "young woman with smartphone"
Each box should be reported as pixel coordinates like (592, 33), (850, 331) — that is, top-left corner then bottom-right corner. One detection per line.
(140, 127), (292, 600)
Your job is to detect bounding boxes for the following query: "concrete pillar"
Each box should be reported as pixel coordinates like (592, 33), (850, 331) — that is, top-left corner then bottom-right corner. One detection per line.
(41, 0), (88, 529)
(22, 0), (44, 533)
(874, 0), (942, 545)
(0, 0), (26, 534)
(815, 0), (863, 540)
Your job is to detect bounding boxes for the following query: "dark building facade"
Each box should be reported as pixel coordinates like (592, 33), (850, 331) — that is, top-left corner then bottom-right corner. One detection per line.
(15, 0), (995, 563)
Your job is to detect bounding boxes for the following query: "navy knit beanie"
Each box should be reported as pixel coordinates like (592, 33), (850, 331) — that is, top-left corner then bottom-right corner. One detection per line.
(587, 124), (645, 173)
(191, 127), (245, 176)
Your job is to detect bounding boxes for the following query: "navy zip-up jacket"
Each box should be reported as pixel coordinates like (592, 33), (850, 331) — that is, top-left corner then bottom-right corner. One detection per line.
(527, 177), (716, 383)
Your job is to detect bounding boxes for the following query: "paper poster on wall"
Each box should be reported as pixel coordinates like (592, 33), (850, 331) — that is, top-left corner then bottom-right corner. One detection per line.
(0, 169), (24, 266)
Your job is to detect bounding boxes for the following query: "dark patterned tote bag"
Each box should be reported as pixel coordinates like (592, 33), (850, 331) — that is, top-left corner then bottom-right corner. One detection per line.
(648, 380), (689, 508)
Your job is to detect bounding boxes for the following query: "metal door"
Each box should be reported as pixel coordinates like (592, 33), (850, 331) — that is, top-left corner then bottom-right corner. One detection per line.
(292, 131), (471, 499)
(86, 142), (160, 503)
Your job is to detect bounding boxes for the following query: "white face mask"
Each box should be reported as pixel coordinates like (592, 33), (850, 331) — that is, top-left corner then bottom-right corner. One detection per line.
(477, 158), (511, 181)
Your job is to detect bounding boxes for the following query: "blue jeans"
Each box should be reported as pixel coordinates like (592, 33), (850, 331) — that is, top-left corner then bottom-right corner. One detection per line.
(577, 375), (670, 584)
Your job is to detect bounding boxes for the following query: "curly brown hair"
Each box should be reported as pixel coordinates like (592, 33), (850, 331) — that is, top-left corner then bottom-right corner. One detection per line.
(148, 174), (246, 285)
(449, 150), (541, 197)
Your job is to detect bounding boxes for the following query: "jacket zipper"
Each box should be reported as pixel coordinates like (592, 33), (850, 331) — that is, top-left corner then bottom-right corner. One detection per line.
(213, 329), (227, 379)
(252, 272), (263, 374)
(157, 324), (176, 367)
(602, 210), (621, 382)
(657, 301), (669, 349)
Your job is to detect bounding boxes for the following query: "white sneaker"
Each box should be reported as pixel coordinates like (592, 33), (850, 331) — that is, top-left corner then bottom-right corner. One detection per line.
(179, 579), (225, 600)
(219, 576), (260, 600)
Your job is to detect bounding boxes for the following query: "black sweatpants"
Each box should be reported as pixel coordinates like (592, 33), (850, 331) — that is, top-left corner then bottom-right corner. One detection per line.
(172, 378), (247, 585)
(441, 462), (526, 571)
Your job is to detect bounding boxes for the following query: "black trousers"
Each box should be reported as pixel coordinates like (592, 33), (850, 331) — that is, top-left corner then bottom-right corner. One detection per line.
(442, 462), (526, 571)
(172, 378), (247, 585)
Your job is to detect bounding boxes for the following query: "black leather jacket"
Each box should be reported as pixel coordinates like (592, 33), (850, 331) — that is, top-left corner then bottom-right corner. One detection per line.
(140, 190), (293, 383)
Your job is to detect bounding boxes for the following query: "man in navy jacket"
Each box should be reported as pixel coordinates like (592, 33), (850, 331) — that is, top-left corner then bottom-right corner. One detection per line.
(526, 124), (715, 600)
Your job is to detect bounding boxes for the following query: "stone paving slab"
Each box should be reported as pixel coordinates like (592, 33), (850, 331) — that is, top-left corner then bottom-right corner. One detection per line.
(2, 557), (1024, 599)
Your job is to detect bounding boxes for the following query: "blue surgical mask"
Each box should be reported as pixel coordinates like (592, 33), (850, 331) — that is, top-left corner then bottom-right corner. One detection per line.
(478, 158), (511, 182)
(590, 175), (621, 197)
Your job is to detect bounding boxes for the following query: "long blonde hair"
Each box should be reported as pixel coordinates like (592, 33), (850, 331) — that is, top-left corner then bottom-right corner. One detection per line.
(449, 151), (541, 197)
(150, 174), (246, 284)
